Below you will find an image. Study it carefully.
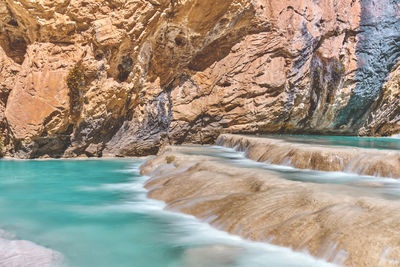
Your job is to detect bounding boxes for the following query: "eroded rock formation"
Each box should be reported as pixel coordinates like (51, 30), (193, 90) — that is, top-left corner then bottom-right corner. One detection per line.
(0, 0), (399, 158)
(141, 145), (400, 267)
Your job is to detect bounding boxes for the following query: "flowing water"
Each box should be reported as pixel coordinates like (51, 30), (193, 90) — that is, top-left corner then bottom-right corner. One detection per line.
(259, 134), (400, 150)
(183, 145), (400, 201)
(0, 158), (334, 267)
(200, 135), (400, 201)
(1, 135), (400, 267)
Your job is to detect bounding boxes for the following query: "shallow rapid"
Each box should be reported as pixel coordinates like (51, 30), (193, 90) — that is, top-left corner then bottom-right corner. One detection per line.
(142, 135), (400, 266)
(0, 158), (333, 267)
(2, 134), (400, 266)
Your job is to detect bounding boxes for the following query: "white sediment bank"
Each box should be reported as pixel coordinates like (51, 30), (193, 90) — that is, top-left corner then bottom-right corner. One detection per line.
(0, 229), (62, 267)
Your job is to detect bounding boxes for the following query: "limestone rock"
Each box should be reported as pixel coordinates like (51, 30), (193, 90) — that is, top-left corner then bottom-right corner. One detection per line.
(0, 0), (399, 157)
(217, 134), (400, 178)
(141, 145), (400, 266)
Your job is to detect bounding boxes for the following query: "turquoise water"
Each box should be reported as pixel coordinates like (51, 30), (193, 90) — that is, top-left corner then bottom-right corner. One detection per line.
(0, 159), (333, 267)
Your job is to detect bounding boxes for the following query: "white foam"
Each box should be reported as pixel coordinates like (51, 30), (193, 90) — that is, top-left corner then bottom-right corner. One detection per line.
(108, 164), (337, 267)
(72, 161), (339, 266)
(79, 182), (147, 193)
(210, 145), (400, 187)
(391, 134), (400, 139)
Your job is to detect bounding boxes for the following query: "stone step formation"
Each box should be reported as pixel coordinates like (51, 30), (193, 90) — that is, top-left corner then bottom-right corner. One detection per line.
(141, 138), (400, 266)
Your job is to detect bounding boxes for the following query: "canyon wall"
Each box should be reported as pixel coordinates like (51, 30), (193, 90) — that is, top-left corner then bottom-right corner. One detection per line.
(0, 0), (399, 158)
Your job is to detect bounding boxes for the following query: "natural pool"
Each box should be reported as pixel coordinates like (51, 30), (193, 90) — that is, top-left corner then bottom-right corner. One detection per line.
(3, 135), (400, 266)
(0, 158), (333, 267)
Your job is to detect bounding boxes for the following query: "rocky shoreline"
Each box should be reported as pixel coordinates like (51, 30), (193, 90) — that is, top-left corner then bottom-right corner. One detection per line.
(140, 142), (400, 266)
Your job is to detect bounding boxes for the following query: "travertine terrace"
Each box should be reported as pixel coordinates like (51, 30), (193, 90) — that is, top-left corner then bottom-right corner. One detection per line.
(141, 145), (400, 267)
(217, 134), (400, 178)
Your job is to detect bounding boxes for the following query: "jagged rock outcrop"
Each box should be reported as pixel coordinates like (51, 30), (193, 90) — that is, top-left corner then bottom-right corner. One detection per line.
(0, 0), (399, 158)
(141, 145), (400, 266)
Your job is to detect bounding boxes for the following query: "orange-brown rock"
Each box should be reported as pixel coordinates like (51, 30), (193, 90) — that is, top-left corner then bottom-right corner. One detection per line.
(0, 46), (19, 155)
(0, 0), (399, 157)
(6, 44), (81, 140)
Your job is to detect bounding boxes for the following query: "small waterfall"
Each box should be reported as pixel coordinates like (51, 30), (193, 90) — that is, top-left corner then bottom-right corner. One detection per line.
(216, 134), (400, 178)
(142, 144), (400, 266)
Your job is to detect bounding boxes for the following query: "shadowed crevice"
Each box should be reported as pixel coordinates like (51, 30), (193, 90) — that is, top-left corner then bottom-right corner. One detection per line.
(334, 0), (400, 130)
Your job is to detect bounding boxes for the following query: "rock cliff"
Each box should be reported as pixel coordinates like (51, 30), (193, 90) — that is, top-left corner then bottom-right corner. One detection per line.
(0, 0), (399, 158)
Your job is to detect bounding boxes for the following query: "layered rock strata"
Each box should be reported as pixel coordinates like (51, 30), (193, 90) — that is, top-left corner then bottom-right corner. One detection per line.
(217, 134), (400, 178)
(141, 145), (400, 266)
(0, 0), (400, 158)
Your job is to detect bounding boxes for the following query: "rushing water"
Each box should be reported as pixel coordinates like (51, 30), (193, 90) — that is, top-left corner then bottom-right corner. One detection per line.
(183, 134), (400, 201)
(0, 158), (334, 267)
(258, 134), (400, 150)
(2, 135), (400, 267)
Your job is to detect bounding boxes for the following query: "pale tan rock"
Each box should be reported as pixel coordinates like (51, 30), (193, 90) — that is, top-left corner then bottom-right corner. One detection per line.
(217, 134), (400, 178)
(141, 145), (400, 267)
(93, 18), (122, 47)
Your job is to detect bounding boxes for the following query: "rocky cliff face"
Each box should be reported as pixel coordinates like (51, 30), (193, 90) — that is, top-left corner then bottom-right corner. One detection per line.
(0, 0), (399, 158)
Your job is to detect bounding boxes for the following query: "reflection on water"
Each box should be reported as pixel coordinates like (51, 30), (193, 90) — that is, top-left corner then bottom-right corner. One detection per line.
(0, 159), (333, 267)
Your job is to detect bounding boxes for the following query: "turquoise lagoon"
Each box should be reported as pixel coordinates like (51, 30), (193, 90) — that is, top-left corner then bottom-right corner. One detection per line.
(0, 158), (333, 267)
(2, 135), (400, 266)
